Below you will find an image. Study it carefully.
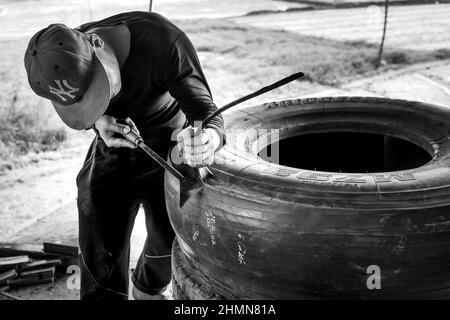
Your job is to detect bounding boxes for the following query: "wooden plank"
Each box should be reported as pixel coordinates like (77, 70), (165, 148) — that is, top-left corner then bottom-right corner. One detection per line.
(0, 291), (22, 300)
(0, 256), (30, 266)
(53, 255), (78, 270)
(22, 259), (61, 271)
(0, 243), (78, 269)
(7, 276), (54, 287)
(20, 266), (55, 280)
(0, 285), (9, 292)
(0, 243), (48, 259)
(0, 269), (18, 284)
(43, 242), (78, 257)
(0, 256), (30, 272)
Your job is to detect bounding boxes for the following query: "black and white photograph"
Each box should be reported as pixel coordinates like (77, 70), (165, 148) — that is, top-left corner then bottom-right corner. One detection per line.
(0, 0), (450, 311)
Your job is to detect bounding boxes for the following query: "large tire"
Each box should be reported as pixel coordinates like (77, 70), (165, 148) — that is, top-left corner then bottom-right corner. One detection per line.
(171, 239), (221, 300)
(166, 97), (450, 299)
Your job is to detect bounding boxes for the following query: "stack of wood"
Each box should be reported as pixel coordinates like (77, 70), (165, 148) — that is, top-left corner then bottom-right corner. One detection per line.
(0, 256), (61, 289)
(0, 242), (78, 298)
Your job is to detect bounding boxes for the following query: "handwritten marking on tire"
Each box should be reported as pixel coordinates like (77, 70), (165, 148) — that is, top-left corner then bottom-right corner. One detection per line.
(205, 210), (216, 245)
(237, 233), (246, 265)
(192, 225), (200, 241)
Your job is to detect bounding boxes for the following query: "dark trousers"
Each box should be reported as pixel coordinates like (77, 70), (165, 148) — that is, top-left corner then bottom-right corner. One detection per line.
(76, 136), (175, 300)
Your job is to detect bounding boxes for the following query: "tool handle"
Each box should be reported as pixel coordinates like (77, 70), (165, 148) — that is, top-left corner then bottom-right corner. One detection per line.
(115, 118), (143, 146)
(122, 127), (143, 146)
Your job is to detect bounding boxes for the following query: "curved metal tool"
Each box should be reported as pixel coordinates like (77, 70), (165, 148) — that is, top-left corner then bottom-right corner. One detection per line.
(195, 71), (304, 134)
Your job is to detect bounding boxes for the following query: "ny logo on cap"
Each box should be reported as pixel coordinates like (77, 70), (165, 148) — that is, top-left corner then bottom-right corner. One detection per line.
(49, 80), (80, 102)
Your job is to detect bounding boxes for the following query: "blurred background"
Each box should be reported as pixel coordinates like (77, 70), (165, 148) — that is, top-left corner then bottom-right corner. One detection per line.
(0, 0), (449, 299)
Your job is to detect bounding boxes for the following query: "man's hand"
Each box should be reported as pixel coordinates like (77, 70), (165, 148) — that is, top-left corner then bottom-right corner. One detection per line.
(177, 127), (220, 167)
(94, 115), (139, 149)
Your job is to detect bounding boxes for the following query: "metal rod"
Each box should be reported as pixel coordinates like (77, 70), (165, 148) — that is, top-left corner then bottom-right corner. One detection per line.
(199, 71), (304, 131)
(137, 141), (185, 181)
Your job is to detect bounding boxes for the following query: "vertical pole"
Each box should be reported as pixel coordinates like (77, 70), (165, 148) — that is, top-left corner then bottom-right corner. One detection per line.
(376, 0), (389, 68)
(149, 0), (153, 12)
(86, 0), (93, 20)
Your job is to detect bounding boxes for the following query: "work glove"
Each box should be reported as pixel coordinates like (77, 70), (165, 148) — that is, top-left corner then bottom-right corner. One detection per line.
(176, 126), (220, 168)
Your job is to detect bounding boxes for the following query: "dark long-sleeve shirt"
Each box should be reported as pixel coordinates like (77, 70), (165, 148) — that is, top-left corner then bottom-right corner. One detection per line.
(77, 11), (225, 148)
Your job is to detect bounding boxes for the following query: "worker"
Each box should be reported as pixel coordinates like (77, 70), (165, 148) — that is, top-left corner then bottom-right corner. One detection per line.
(23, 11), (225, 300)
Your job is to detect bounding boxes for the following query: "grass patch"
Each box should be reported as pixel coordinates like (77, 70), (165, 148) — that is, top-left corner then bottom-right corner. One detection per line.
(0, 104), (67, 154)
(177, 19), (446, 87)
(0, 18), (448, 170)
(0, 38), (68, 166)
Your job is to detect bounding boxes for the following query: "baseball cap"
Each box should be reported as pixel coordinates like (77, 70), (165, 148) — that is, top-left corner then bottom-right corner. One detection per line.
(24, 23), (112, 130)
